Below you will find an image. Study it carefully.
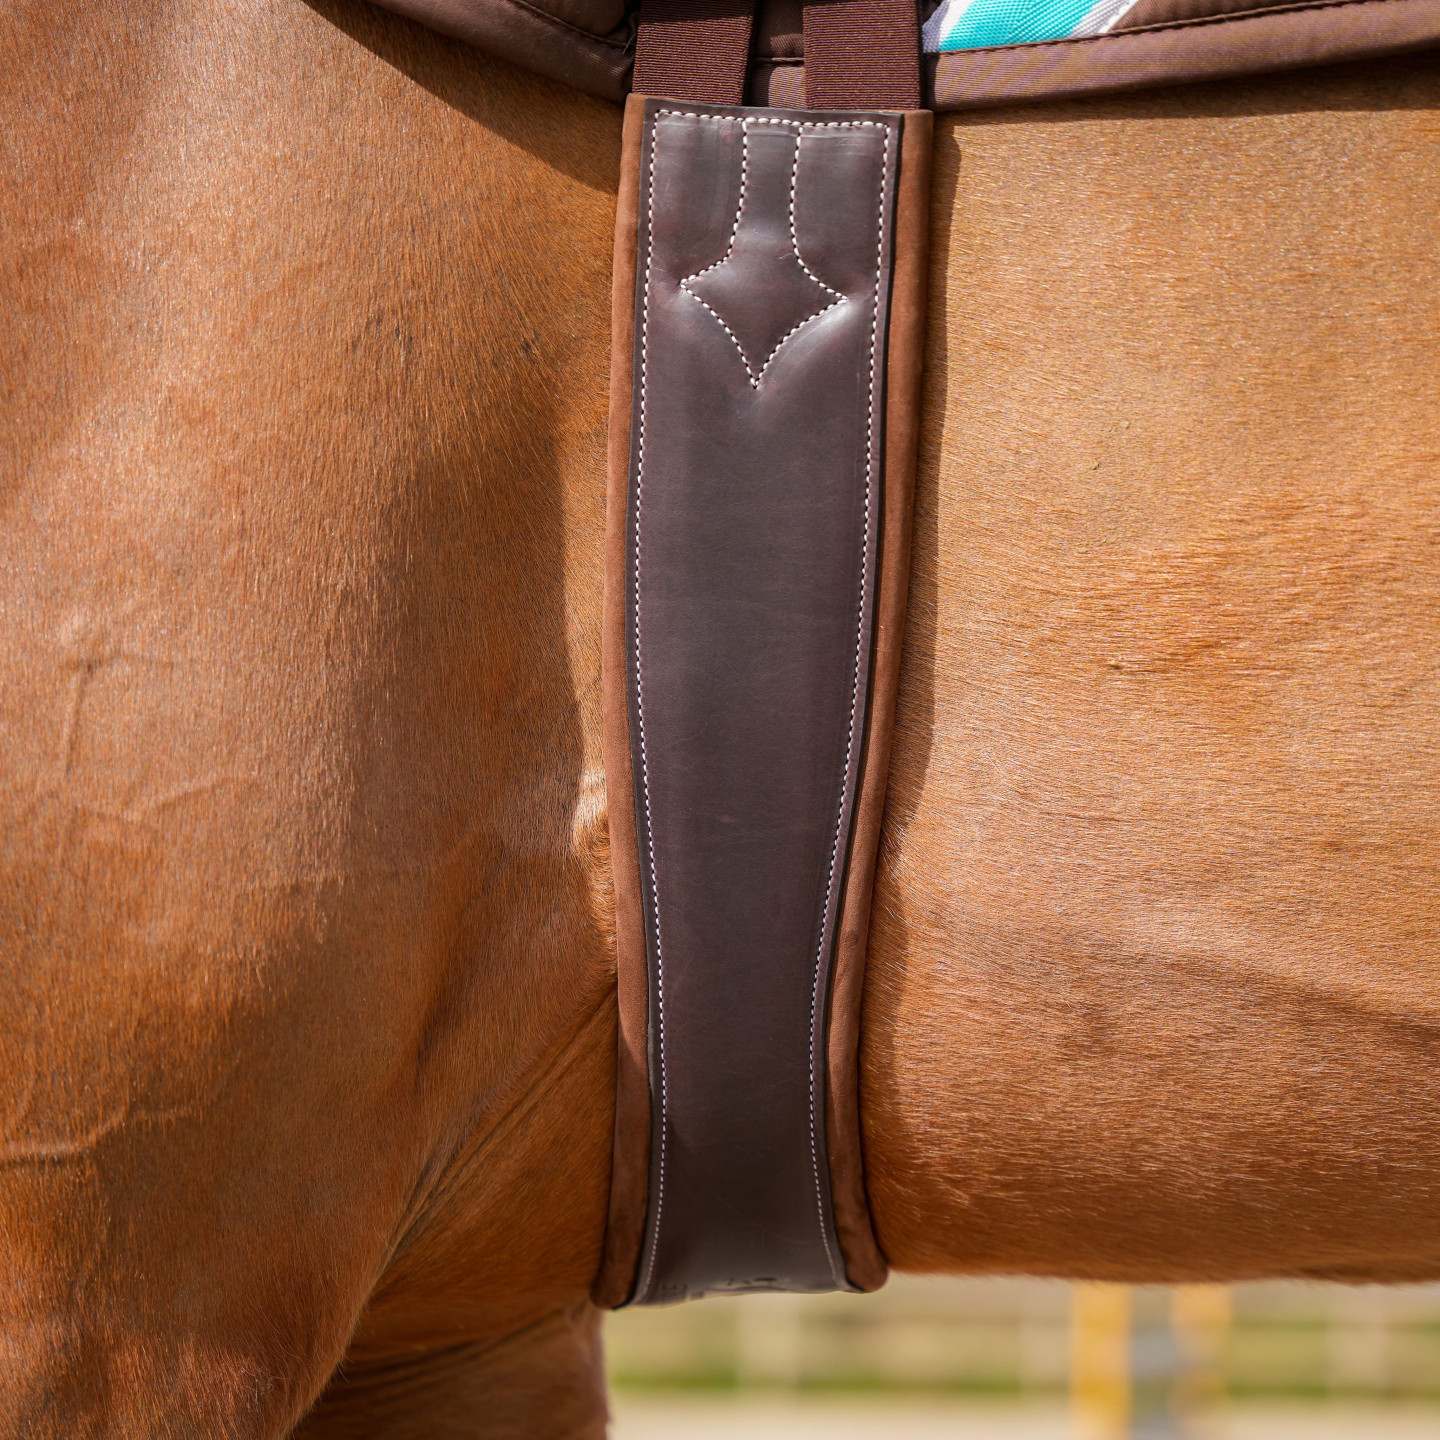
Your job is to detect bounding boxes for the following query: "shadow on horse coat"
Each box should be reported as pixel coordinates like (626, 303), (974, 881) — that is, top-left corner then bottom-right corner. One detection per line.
(0, 0), (1437, 1433)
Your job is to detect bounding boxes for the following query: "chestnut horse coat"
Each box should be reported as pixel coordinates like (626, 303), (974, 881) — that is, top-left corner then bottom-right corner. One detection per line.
(1, 0), (1438, 1434)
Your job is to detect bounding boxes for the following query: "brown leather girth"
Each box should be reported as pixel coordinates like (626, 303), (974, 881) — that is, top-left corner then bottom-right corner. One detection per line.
(597, 0), (931, 1308)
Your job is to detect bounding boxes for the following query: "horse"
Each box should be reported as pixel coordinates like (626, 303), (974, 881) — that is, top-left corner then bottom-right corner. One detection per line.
(2, 0), (1438, 1433)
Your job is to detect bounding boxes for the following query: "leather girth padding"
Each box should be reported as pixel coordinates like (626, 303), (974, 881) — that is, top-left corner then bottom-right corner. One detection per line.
(596, 94), (931, 1307)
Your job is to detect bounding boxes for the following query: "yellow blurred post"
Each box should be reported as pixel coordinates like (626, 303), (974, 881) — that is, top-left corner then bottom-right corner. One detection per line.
(1072, 1283), (1132, 1440)
(1170, 1286), (1230, 1439)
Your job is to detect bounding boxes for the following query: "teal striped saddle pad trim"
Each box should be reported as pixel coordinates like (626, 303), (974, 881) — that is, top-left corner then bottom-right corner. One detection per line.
(923, 0), (1141, 49)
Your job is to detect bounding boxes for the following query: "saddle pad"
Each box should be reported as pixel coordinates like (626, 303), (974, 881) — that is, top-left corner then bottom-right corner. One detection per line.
(923, 0), (1143, 49)
(374, 0), (1440, 108)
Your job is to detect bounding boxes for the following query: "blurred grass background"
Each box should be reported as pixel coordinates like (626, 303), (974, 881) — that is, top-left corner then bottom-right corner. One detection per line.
(605, 1277), (1440, 1436)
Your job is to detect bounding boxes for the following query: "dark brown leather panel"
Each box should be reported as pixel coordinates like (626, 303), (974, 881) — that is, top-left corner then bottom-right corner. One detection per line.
(608, 98), (904, 1305)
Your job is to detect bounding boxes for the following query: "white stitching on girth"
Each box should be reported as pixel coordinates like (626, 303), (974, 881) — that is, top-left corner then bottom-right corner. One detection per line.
(633, 111), (669, 1306)
(802, 122), (891, 1295)
(633, 107), (893, 1299)
(677, 120), (857, 387)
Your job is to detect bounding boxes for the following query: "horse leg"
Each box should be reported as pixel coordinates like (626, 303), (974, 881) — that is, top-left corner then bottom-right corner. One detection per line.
(292, 1305), (607, 1440)
(0, 0), (620, 1432)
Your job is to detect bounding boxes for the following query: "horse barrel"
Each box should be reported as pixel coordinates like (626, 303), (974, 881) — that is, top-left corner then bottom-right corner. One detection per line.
(365, 0), (1440, 1311)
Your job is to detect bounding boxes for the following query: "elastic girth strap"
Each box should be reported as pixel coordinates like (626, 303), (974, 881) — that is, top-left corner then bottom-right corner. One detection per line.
(803, 0), (923, 108)
(632, 0), (758, 104)
(633, 0), (923, 108)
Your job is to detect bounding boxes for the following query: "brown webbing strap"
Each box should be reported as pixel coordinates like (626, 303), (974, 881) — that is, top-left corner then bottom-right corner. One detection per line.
(803, 0), (923, 109)
(631, 0), (758, 104)
(633, 0), (923, 109)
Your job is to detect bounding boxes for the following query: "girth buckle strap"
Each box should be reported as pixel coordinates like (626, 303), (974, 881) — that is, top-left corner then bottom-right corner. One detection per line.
(633, 0), (923, 109)
(597, 0), (931, 1308)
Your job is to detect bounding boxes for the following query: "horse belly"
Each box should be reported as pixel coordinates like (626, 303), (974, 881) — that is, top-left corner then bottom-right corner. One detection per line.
(868, 55), (1440, 1282)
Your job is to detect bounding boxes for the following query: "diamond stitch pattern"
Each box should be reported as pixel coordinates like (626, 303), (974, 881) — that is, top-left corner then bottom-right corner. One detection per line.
(681, 124), (845, 385)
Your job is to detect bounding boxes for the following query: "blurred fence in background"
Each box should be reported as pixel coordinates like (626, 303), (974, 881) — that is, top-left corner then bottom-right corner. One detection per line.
(606, 1277), (1440, 1433)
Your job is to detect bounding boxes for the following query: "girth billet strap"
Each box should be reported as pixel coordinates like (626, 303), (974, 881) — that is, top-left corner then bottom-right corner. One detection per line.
(596, 0), (931, 1308)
